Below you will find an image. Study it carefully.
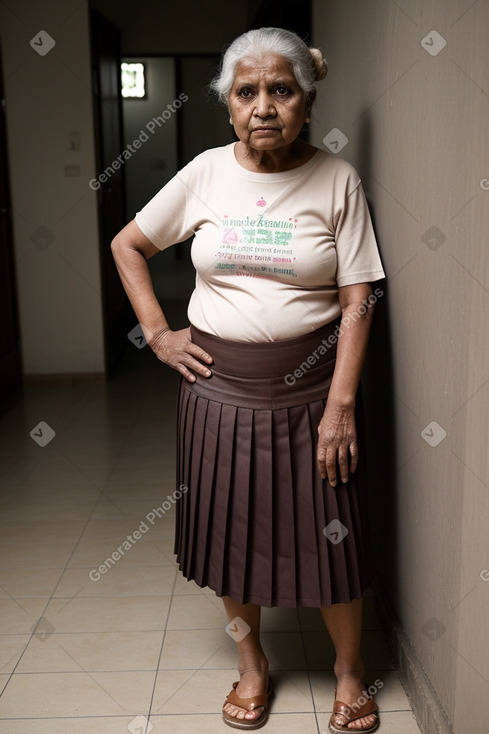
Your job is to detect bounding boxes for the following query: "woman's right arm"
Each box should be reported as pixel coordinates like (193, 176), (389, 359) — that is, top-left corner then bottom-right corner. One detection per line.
(111, 219), (213, 382)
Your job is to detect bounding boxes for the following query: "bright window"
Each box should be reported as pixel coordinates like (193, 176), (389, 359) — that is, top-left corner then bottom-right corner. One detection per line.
(121, 62), (146, 99)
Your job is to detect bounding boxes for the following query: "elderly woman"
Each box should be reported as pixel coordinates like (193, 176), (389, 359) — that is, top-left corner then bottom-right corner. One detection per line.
(111, 27), (384, 733)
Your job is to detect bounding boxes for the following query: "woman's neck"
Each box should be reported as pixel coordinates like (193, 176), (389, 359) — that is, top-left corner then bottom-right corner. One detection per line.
(234, 139), (317, 173)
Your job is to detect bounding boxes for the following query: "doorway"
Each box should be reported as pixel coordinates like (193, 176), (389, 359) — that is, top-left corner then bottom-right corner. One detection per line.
(121, 54), (235, 306)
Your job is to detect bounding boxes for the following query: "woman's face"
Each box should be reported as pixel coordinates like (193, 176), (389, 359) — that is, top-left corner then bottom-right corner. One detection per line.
(228, 54), (310, 152)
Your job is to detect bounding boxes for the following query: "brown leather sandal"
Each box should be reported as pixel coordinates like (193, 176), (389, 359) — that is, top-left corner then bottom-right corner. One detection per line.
(222, 677), (273, 730)
(328, 687), (379, 733)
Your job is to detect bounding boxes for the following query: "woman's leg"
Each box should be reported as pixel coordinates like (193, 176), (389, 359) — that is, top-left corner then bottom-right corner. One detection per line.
(321, 599), (377, 730)
(221, 596), (269, 723)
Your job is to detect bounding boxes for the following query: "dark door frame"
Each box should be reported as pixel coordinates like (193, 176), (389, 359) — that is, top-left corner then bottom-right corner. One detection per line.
(0, 39), (22, 411)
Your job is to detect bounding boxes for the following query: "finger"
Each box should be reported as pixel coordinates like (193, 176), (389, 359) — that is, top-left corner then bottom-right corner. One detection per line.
(349, 442), (359, 474)
(338, 446), (349, 483)
(185, 357), (212, 378)
(186, 343), (213, 364)
(317, 447), (327, 480)
(179, 349), (212, 376)
(178, 364), (198, 383)
(325, 449), (337, 487)
(184, 335), (214, 364)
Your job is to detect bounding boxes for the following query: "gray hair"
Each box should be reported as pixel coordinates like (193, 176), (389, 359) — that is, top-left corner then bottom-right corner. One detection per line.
(210, 27), (327, 105)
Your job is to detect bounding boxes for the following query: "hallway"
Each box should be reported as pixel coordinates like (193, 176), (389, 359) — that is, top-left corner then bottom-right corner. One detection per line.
(0, 336), (421, 733)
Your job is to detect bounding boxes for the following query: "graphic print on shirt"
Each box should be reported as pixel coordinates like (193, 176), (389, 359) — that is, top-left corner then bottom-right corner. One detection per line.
(215, 202), (299, 280)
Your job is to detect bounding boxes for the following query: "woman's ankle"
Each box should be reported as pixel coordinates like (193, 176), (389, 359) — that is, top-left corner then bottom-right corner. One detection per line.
(334, 660), (366, 680)
(238, 659), (269, 676)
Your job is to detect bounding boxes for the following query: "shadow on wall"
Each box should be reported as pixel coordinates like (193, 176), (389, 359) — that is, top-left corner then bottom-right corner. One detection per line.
(357, 111), (400, 614)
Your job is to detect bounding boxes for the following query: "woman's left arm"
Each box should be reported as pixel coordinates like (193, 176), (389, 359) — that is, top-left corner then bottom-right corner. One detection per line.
(317, 282), (375, 486)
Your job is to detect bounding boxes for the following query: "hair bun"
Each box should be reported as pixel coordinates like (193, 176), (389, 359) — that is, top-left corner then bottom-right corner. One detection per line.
(309, 48), (328, 81)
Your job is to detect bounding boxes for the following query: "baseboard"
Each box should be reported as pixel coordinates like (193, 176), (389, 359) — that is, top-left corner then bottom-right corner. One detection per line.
(372, 580), (453, 734)
(23, 372), (106, 386)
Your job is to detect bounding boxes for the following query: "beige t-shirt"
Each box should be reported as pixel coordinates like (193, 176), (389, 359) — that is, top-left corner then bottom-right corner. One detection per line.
(135, 143), (385, 342)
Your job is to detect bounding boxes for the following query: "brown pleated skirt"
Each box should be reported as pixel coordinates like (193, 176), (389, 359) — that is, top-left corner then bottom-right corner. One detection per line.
(174, 318), (374, 608)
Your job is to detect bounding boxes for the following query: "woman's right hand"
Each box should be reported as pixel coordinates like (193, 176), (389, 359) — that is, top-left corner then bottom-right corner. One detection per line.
(148, 326), (213, 383)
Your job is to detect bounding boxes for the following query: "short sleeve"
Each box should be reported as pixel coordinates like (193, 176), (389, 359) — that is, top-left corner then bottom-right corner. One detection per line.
(334, 179), (385, 287)
(134, 173), (194, 250)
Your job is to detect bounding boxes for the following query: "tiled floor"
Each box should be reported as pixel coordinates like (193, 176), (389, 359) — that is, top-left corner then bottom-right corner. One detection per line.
(0, 326), (422, 733)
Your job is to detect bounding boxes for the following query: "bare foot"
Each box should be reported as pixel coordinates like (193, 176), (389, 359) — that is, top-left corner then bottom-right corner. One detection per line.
(223, 666), (269, 723)
(332, 671), (378, 731)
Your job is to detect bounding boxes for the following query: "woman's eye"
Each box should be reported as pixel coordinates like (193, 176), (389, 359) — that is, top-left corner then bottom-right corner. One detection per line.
(239, 89), (253, 98)
(275, 86), (290, 96)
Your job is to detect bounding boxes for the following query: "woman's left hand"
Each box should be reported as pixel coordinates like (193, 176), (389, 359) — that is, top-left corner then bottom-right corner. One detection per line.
(317, 401), (358, 486)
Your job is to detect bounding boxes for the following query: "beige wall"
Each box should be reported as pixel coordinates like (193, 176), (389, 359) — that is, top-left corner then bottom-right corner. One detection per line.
(311, 1), (489, 731)
(0, 0), (104, 375)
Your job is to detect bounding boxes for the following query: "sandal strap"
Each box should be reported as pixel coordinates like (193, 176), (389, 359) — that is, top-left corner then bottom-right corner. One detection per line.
(225, 680), (270, 711)
(333, 695), (378, 723)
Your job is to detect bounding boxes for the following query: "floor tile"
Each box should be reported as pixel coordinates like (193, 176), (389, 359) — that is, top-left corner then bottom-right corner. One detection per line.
(15, 630), (164, 673)
(0, 521), (86, 545)
(264, 670), (314, 713)
(0, 541), (78, 569)
(67, 538), (177, 568)
(0, 598), (51, 634)
(148, 712), (318, 733)
(159, 628), (236, 670)
(0, 499), (96, 523)
(0, 636), (30, 674)
(41, 596), (171, 633)
(0, 716), (152, 733)
(172, 572), (215, 595)
(262, 632), (308, 670)
(166, 593), (228, 630)
(0, 671), (155, 717)
(0, 567), (65, 598)
(53, 564), (176, 597)
(261, 606), (301, 632)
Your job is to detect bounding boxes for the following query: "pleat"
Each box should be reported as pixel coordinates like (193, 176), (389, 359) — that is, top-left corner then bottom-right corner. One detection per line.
(207, 402), (238, 595)
(174, 385), (194, 563)
(247, 410), (274, 606)
(271, 408), (296, 606)
(289, 402), (324, 605)
(221, 405), (251, 601)
(174, 336), (374, 607)
(182, 392), (206, 579)
(192, 399), (221, 584)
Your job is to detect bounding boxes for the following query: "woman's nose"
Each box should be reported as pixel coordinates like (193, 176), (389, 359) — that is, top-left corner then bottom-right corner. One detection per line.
(254, 92), (275, 117)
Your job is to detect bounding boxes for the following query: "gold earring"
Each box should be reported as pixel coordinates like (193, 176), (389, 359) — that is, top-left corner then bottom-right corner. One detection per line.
(305, 116), (311, 123)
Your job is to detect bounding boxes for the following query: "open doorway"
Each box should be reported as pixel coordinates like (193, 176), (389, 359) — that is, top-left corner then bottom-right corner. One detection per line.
(121, 54), (235, 308)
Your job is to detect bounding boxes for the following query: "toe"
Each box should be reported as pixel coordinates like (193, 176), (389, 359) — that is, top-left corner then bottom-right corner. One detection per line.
(224, 703), (263, 721)
(347, 713), (377, 729)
